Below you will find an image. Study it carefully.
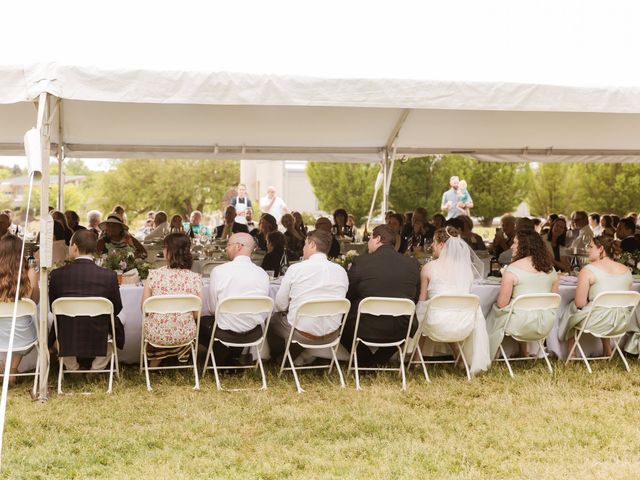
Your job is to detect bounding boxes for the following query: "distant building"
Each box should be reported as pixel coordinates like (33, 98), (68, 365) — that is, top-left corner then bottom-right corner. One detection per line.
(0, 175), (85, 209)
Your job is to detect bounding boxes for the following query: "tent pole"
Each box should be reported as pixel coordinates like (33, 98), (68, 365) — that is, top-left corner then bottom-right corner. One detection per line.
(37, 93), (51, 402)
(57, 145), (63, 211)
(381, 151), (389, 214)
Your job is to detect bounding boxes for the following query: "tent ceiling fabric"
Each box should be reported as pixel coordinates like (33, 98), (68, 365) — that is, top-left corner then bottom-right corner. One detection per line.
(2, 63), (640, 162)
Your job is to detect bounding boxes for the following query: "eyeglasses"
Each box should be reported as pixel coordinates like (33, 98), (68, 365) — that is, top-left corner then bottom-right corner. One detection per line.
(226, 242), (246, 249)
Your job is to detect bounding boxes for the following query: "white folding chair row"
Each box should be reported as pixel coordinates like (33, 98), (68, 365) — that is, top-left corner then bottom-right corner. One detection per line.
(408, 294), (480, 382)
(494, 293), (561, 378)
(279, 298), (351, 393)
(141, 295), (202, 391)
(0, 299), (40, 397)
(565, 291), (640, 373)
(347, 297), (416, 391)
(51, 297), (119, 394)
(203, 296), (274, 391)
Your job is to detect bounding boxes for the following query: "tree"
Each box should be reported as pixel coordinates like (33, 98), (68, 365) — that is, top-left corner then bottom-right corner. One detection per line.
(96, 159), (240, 218)
(574, 163), (640, 215)
(306, 162), (378, 221)
(526, 163), (581, 217)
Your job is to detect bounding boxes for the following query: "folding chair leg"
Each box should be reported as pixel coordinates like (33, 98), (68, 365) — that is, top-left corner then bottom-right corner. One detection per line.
(210, 348), (222, 391)
(287, 351), (305, 394)
(457, 342), (471, 381)
(143, 346), (152, 391)
(565, 339), (579, 365)
(192, 344), (200, 391)
(353, 345), (361, 391)
(57, 357), (64, 395)
(257, 355), (268, 390)
(575, 341), (592, 373)
(613, 339), (631, 372)
(331, 348), (346, 388)
(415, 346), (430, 383)
(499, 345), (514, 378)
(107, 353), (114, 394)
(31, 354), (40, 398)
(538, 340), (553, 374)
(398, 346), (407, 391)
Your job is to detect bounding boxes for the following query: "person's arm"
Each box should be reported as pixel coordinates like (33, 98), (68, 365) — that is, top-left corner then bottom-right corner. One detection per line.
(495, 270), (516, 308)
(208, 271), (218, 315)
(263, 196), (276, 212)
(441, 192), (449, 212)
(141, 272), (154, 309)
(274, 270), (292, 312)
(418, 264), (431, 301)
(130, 235), (147, 258)
(27, 267), (39, 303)
(464, 192), (474, 209)
(550, 270), (560, 294)
(574, 268), (594, 309)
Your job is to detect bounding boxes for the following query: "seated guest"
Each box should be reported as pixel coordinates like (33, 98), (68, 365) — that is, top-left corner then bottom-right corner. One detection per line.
(332, 208), (354, 241)
(559, 236), (632, 357)
(611, 214), (620, 229)
(616, 216), (640, 253)
(49, 230), (125, 371)
(185, 210), (210, 237)
(340, 225), (420, 367)
(269, 230), (348, 361)
(486, 230), (559, 359)
(293, 211), (308, 237)
(144, 211), (170, 242)
(261, 231), (288, 277)
(65, 210), (86, 232)
(2, 209), (23, 237)
(498, 217), (537, 266)
(589, 212), (603, 236)
(540, 213), (559, 235)
(404, 211), (413, 228)
(347, 214), (358, 238)
(386, 213), (406, 253)
(417, 227), (490, 376)
(169, 214), (184, 233)
(51, 210), (74, 245)
(141, 233), (203, 366)
(458, 215), (487, 252)
(282, 213), (304, 260)
(250, 213), (277, 250)
(315, 217), (340, 258)
(0, 235), (39, 384)
(600, 214), (615, 237)
(215, 206), (249, 240)
(532, 218), (542, 233)
(86, 210), (102, 237)
(97, 213), (147, 258)
(544, 216), (570, 272)
(208, 233), (269, 364)
(489, 214), (516, 258)
(245, 208), (257, 233)
(402, 207), (436, 252)
(569, 210), (593, 253)
(431, 213), (446, 230)
(113, 205), (128, 225)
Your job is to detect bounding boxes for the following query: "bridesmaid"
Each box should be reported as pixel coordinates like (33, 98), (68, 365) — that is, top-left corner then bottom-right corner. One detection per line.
(486, 230), (559, 359)
(559, 235), (632, 357)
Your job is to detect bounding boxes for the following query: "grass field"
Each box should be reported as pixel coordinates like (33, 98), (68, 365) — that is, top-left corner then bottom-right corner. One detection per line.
(2, 359), (640, 479)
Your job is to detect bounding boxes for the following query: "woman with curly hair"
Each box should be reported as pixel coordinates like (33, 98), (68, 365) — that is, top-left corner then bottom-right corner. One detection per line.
(486, 230), (559, 359)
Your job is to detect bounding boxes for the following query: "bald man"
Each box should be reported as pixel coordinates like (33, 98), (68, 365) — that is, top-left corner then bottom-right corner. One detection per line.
(259, 186), (289, 224)
(207, 233), (270, 365)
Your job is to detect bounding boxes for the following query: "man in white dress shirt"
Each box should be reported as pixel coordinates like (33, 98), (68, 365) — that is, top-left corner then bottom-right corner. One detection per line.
(143, 211), (170, 242)
(569, 210), (593, 253)
(589, 212), (603, 237)
(208, 232), (270, 364)
(268, 229), (349, 361)
(259, 186), (289, 224)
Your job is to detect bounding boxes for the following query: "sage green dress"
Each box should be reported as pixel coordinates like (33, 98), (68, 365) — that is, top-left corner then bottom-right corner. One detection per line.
(487, 265), (558, 359)
(558, 264), (632, 341)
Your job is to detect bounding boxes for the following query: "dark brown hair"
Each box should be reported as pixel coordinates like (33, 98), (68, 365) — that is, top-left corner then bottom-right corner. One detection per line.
(513, 230), (554, 273)
(433, 226), (460, 244)
(306, 229), (331, 254)
(71, 229), (98, 255)
(0, 235), (31, 301)
(372, 224), (396, 245)
(267, 231), (286, 252)
(592, 235), (615, 259)
(164, 233), (192, 269)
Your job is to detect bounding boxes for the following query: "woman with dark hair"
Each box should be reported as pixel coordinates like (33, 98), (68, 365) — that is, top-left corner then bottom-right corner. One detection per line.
(600, 215), (615, 237)
(486, 230), (559, 359)
(169, 214), (184, 233)
(51, 210), (73, 245)
(96, 213), (147, 258)
(332, 208), (354, 240)
(252, 213), (278, 251)
(281, 213), (304, 261)
(544, 216), (570, 272)
(261, 231), (288, 277)
(559, 236), (633, 357)
(0, 235), (39, 384)
(386, 213), (406, 253)
(292, 211), (307, 237)
(431, 213), (446, 230)
(141, 233), (202, 365)
(611, 214), (620, 229)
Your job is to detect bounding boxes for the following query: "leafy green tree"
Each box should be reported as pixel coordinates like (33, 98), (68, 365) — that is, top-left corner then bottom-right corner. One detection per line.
(574, 163), (640, 215)
(526, 163), (581, 217)
(96, 159), (240, 218)
(306, 162), (378, 221)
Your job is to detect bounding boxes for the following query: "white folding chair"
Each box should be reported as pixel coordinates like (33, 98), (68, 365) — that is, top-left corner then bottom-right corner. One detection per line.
(141, 295), (202, 391)
(408, 294), (480, 382)
(279, 298), (351, 393)
(347, 297), (416, 390)
(202, 296), (274, 391)
(495, 293), (561, 378)
(0, 299), (40, 396)
(51, 297), (119, 394)
(565, 291), (640, 373)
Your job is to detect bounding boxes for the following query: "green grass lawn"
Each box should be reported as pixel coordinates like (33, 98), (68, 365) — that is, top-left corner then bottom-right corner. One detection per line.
(2, 359), (640, 479)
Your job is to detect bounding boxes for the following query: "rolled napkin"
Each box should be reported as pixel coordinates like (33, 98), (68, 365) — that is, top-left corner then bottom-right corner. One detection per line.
(121, 268), (140, 285)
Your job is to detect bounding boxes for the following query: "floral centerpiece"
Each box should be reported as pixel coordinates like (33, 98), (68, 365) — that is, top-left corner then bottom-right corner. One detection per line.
(103, 250), (151, 280)
(333, 250), (359, 270)
(617, 251), (640, 275)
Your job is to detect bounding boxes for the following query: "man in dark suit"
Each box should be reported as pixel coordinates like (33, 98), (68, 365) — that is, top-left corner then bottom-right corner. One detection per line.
(49, 229), (124, 370)
(617, 217), (640, 253)
(215, 205), (249, 239)
(340, 224), (420, 367)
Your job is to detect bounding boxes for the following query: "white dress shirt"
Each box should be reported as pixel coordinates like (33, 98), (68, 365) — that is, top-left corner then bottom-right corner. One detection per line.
(570, 225), (594, 252)
(144, 221), (170, 242)
(259, 196), (288, 223)
(591, 225), (603, 237)
(209, 255), (270, 332)
(275, 253), (349, 336)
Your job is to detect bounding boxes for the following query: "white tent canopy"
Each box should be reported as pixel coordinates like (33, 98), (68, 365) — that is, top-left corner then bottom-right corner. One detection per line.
(3, 63), (640, 163)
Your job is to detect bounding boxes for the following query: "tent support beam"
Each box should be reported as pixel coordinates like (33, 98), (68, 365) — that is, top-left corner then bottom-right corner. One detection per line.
(56, 101), (65, 211)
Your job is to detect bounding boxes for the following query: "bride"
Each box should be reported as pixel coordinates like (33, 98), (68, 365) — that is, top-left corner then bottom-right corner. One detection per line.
(415, 226), (491, 376)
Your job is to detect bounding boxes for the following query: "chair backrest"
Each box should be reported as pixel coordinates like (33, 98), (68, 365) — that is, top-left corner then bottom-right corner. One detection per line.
(0, 298), (37, 318)
(357, 297), (415, 317)
(215, 296), (274, 316)
(591, 291), (640, 309)
(511, 293), (561, 311)
(142, 295), (202, 315)
(427, 294), (480, 311)
(52, 297), (114, 317)
(296, 298), (351, 318)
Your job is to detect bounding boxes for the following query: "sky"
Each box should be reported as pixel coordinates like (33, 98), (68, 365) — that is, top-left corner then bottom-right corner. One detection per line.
(2, 0), (640, 170)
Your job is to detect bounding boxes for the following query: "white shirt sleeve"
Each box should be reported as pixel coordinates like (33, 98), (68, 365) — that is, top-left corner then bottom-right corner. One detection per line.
(208, 270), (218, 315)
(275, 269), (293, 312)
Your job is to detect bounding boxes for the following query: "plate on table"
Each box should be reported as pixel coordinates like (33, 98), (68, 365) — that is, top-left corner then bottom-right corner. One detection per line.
(483, 276), (502, 285)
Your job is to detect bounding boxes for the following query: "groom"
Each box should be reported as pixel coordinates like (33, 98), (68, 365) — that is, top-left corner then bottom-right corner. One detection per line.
(441, 176), (470, 219)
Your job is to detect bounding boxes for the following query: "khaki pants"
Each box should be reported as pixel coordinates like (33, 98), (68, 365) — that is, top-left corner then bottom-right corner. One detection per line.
(63, 344), (114, 371)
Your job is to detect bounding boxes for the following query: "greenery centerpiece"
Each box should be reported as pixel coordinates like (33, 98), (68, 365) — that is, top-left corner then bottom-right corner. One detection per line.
(617, 251), (640, 275)
(104, 250), (151, 280)
(332, 250), (358, 270)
